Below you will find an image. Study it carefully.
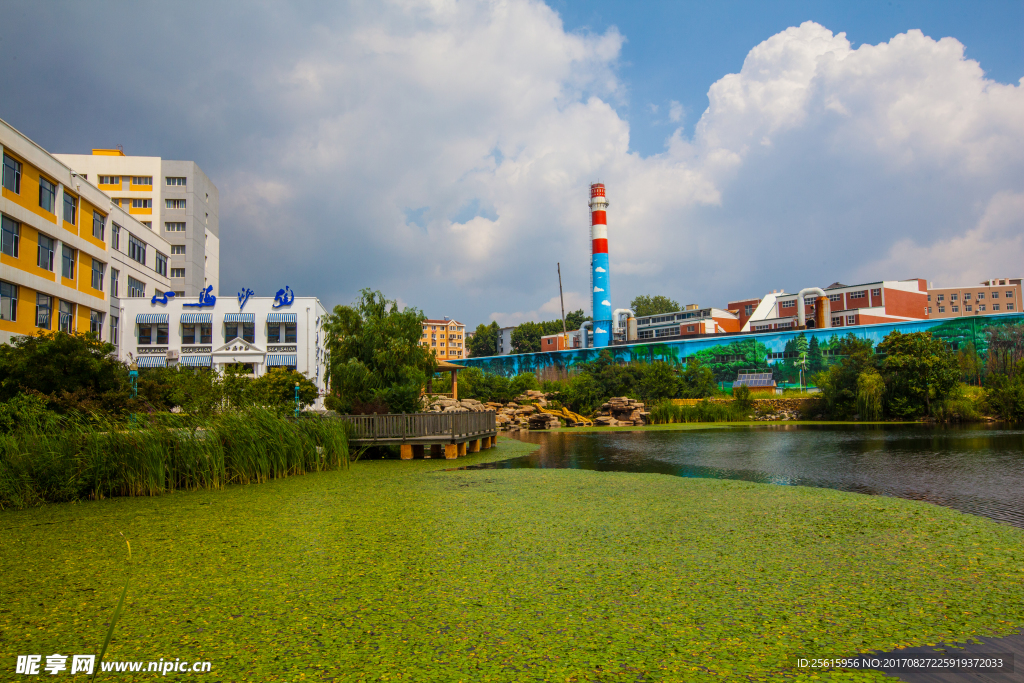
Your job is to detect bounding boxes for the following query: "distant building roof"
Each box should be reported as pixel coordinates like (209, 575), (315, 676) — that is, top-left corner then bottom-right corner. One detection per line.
(825, 282), (848, 290)
(423, 318), (463, 325)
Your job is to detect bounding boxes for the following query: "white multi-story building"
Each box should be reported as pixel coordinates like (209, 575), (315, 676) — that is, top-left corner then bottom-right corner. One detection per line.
(1, 117), (172, 351)
(496, 326), (515, 355)
(118, 293), (330, 406)
(54, 150), (219, 299)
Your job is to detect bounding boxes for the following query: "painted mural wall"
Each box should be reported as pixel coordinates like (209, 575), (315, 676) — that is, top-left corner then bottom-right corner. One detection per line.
(454, 314), (1024, 386)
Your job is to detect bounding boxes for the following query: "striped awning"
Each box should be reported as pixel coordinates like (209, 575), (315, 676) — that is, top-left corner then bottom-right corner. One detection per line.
(267, 354), (297, 367)
(267, 313), (297, 323)
(136, 314), (168, 324)
(136, 356), (166, 367)
(224, 313), (255, 323)
(179, 355), (212, 367)
(181, 313), (212, 324)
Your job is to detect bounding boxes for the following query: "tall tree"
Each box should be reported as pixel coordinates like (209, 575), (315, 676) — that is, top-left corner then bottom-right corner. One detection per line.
(879, 330), (959, 418)
(630, 295), (681, 317)
(323, 289), (436, 413)
(469, 321), (500, 358)
(510, 321), (543, 354)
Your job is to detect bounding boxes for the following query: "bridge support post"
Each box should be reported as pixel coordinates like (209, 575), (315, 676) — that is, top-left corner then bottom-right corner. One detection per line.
(457, 442), (467, 456)
(468, 439), (480, 453)
(444, 444), (458, 459)
(430, 444), (442, 458)
(400, 445), (414, 460)
(413, 444), (424, 458)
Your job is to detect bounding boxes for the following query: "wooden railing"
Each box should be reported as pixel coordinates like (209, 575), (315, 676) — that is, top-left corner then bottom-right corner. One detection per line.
(339, 411), (496, 443)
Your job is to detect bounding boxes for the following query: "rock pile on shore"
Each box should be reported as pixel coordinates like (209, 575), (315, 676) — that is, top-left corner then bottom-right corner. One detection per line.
(593, 397), (649, 426)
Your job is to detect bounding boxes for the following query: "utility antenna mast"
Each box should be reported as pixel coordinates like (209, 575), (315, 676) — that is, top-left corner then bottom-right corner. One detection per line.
(558, 262), (567, 336)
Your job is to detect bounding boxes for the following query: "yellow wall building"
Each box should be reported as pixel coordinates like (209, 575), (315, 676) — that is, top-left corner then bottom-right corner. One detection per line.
(421, 318), (466, 360)
(1, 117), (172, 348)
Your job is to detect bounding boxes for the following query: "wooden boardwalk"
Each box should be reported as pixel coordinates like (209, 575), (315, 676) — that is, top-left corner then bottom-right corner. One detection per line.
(861, 628), (1023, 682)
(338, 411), (498, 460)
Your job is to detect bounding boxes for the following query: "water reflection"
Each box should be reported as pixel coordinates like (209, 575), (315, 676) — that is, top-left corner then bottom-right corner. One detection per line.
(464, 425), (1024, 528)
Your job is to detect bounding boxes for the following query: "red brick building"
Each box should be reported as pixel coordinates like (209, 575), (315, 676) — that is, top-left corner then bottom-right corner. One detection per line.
(746, 279), (928, 331)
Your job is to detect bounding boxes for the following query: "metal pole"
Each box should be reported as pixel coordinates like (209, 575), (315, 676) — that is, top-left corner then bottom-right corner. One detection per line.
(558, 262), (567, 337)
(129, 360), (138, 426)
(294, 383), (300, 418)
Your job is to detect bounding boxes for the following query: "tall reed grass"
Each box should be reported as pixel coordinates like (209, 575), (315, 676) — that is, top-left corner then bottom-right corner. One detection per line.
(648, 399), (750, 424)
(0, 410), (350, 510)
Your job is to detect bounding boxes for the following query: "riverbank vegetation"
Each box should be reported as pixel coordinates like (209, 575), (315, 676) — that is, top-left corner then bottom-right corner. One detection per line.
(3, 439), (1023, 681)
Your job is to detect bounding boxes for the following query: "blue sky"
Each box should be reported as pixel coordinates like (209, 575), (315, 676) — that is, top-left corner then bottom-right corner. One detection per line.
(0, 1), (1021, 328)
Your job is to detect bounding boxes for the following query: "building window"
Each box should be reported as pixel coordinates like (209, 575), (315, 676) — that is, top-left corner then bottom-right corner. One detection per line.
(58, 300), (74, 333)
(91, 259), (105, 291)
(850, 291), (866, 299)
(965, 305), (972, 312)
(827, 294), (841, 303)
(226, 322), (255, 343)
(131, 198), (152, 209)
(200, 324), (211, 344)
(927, 294), (931, 302)
(846, 315), (857, 325)
(99, 175), (119, 185)
(285, 323), (297, 343)
(937, 294), (945, 302)
(166, 199), (186, 209)
(686, 325), (695, 332)
(142, 221), (152, 229)
(951, 306), (959, 313)
(61, 245), (75, 280)
(780, 300), (795, 308)
(166, 177), (186, 186)
(2, 154), (22, 193)
(131, 176), (153, 186)
(831, 316), (843, 327)
(978, 304), (986, 312)
(871, 288), (881, 296)
(128, 234), (146, 264)
(993, 303), (1001, 311)
(90, 310), (104, 339)
(938, 306), (946, 313)
(950, 293), (958, 301)
(171, 245), (186, 255)
(127, 276), (145, 298)
(1, 214), (19, 257)
(977, 292), (985, 300)
(37, 234), (54, 271)
(992, 291), (1000, 299)
(138, 324), (151, 345)
(744, 304), (754, 316)
(63, 193), (77, 224)
(1006, 290), (1015, 298)
(155, 252), (167, 276)
(90, 211), (104, 240)
(110, 268), (119, 297)
(165, 222), (186, 232)
(1008, 303), (1016, 311)
(37, 176), (56, 213)
(267, 323), (280, 343)
(141, 323), (168, 344)
(963, 292), (971, 301)
(35, 293), (51, 329)
(110, 316), (118, 345)
(182, 324), (196, 344)
(0, 281), (16, 321)
(170, 268), (185, 278)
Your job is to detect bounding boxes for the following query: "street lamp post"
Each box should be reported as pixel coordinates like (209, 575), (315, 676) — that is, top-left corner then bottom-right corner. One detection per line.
(294, 383), (300, 419)
(129, 360), (139, 425)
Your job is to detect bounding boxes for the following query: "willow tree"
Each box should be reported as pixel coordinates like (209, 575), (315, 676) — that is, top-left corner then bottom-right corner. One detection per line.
(323, 289), (436, 414)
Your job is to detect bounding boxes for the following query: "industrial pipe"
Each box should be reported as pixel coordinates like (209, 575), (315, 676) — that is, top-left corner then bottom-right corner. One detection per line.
(796, 287), (829, 328)
(578, 321), (593, 349)
(612, 308), (636, 341)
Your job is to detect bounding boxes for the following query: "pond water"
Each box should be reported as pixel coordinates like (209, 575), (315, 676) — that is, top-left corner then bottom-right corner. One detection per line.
(465, 425), (1024, 528)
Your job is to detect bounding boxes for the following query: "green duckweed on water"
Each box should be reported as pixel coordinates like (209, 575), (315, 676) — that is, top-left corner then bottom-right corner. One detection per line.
(2, 438), (1024, 682)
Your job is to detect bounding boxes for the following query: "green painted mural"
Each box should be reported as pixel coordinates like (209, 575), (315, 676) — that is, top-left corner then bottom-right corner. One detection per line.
(455, 314), (1024, 386)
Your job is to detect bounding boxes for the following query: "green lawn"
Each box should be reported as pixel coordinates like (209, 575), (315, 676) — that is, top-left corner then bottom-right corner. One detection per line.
(3, 439), (1024, 681)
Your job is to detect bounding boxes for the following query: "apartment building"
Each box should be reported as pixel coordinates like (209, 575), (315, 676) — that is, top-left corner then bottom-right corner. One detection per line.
(54, 150), (219, 298)
(1, 118), (171, 351)
(746, 279), (928, 332)
(496, 326), (515, 355)
(421, 318), (466, 359)
(926, 278), (1021, 318)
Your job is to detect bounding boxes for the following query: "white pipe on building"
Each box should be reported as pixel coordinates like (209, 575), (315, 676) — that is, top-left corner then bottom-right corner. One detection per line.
(797, 287), (828, 328)
(612, 308), (636, 342)
(578, 320), (593, 348)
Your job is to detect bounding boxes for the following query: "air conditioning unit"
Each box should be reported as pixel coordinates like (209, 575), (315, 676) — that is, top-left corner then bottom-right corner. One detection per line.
(166, 350), (179, 360)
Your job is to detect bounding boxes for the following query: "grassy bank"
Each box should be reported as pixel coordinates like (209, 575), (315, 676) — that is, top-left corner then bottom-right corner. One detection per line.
(546, 421), (909, 434)
(2, 439), (1024, 681)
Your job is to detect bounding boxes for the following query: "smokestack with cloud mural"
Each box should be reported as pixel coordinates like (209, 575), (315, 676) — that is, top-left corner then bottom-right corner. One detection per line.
(589, 183), (612, 347)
